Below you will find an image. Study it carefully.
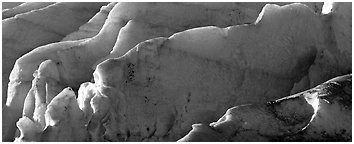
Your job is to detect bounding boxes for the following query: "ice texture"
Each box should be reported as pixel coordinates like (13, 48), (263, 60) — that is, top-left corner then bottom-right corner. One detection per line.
(2, 2), (351, 142)
(4, 2), (278, 141)
(178, 74), (351, 141)
(2, 2), (107, 107)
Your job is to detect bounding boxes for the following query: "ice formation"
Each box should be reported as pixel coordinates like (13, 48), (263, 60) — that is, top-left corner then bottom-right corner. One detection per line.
(1, 2), (351, 142)
(2, 2), (107, 106)
(4, 2), (279, 141)
(61, 2), (117, 41)
(94, 2), (323, 66)
(178, 74), (351, 141)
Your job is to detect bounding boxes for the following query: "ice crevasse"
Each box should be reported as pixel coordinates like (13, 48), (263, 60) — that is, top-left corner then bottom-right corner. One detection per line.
(2, 2), (351, 142)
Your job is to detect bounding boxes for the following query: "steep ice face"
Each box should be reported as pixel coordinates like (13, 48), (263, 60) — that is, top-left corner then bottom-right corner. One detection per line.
(2, 2), (107, 84)
(42, 87), (87, 142)
(16, 86), (87, 142)
(2, 2), (107, 115)
(4, 2), (286, 141)
(95, 2), (323, 67)
(4, 3), (120, 141)
(94, 2), (278, 67)
(302, 2), (352, 95)
(168, 3), (320, 78)
(330, 3), (352, 69)
(80, 3), (325, 141)
(14, 60), (65, 141)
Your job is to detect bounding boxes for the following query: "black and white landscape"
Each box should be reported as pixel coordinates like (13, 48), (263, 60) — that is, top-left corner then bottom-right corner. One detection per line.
(2, 2), (352, 142)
